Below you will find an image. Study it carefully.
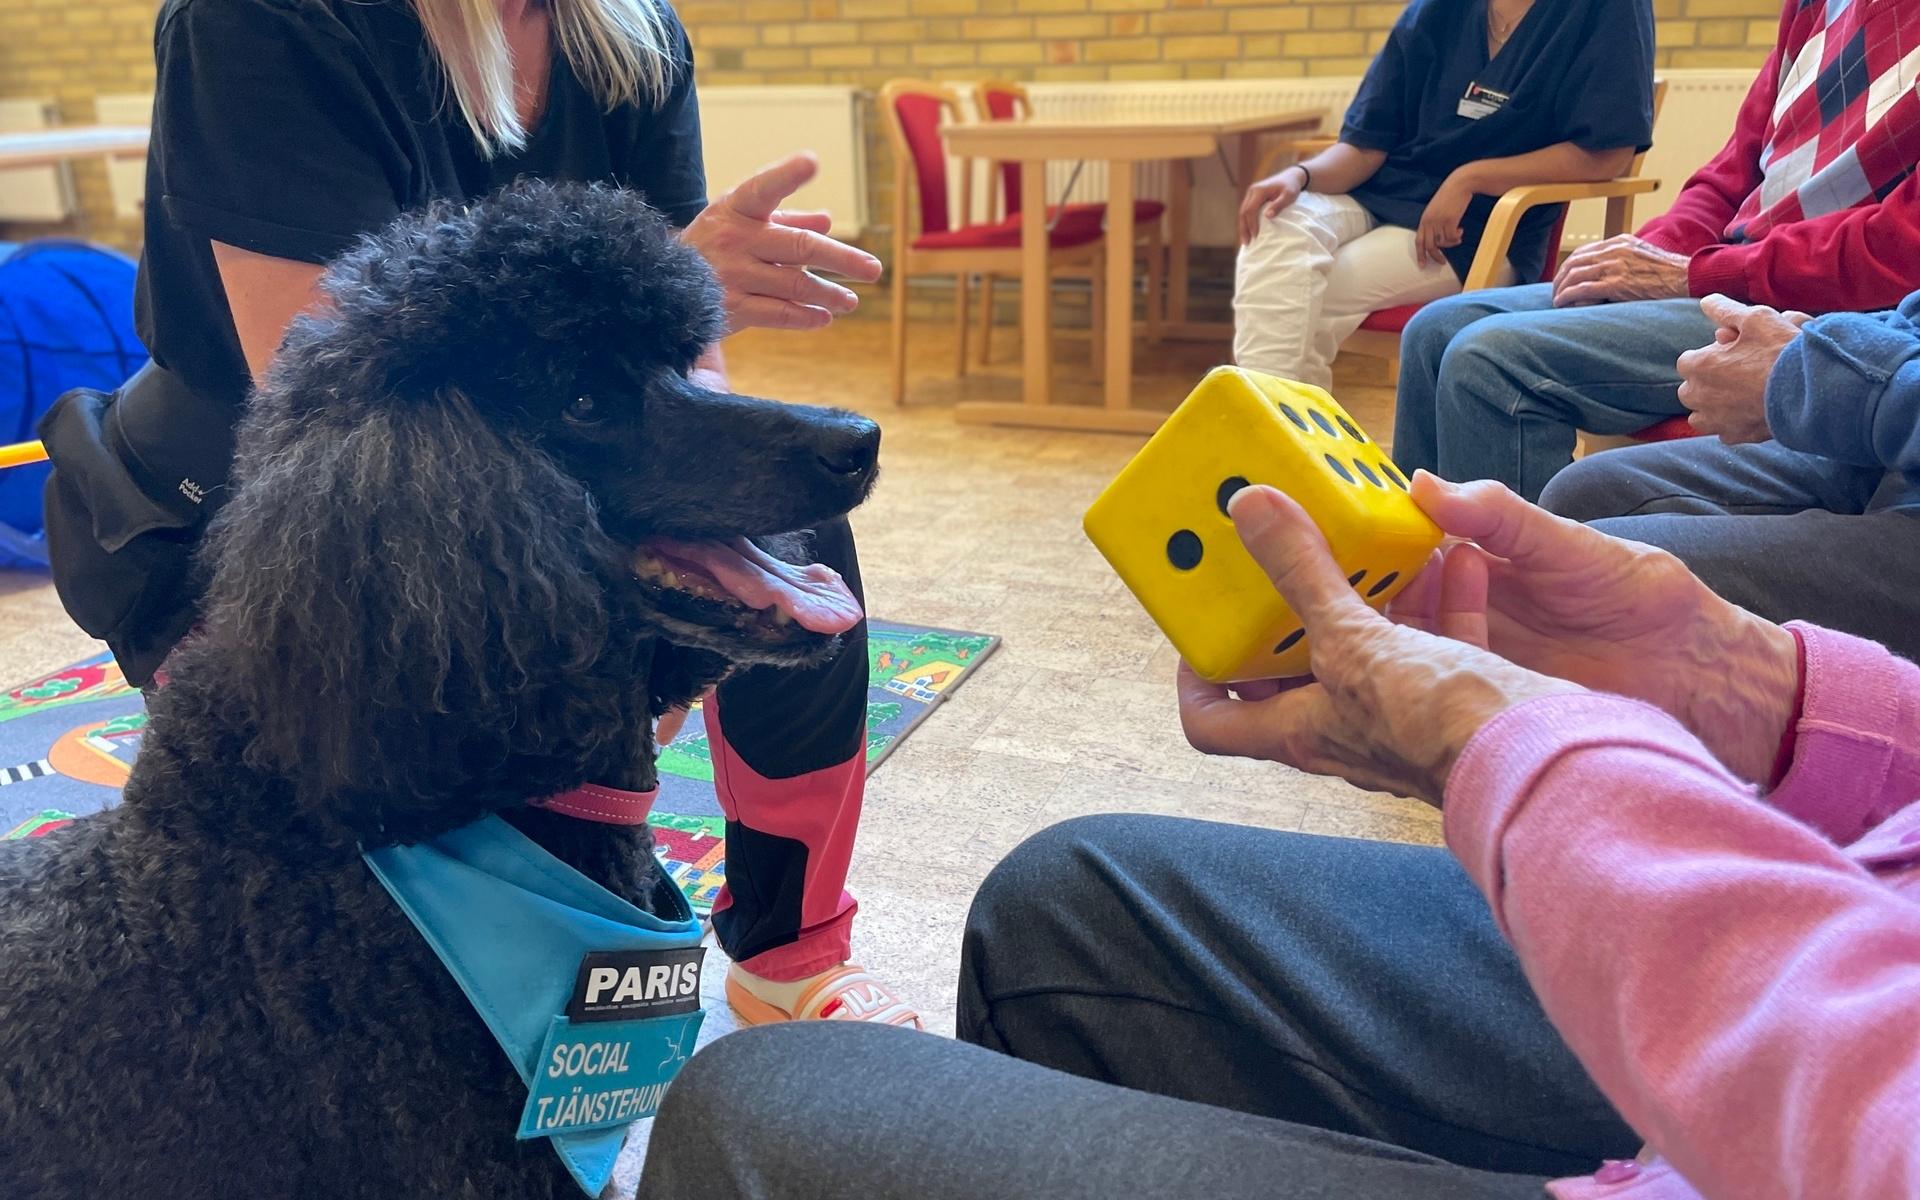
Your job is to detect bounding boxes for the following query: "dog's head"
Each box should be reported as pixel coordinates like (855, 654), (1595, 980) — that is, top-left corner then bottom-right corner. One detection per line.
(185, 182), (878, 843)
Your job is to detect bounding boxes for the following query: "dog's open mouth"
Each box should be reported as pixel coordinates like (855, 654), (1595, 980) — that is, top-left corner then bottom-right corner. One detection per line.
(632, 536), (862, 638)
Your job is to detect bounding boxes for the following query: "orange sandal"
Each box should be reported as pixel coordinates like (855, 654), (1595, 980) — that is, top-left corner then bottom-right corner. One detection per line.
(726, 964), (924, 1029)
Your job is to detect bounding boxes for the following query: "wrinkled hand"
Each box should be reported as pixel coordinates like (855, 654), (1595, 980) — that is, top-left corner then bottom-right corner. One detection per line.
(681, 152), (883, 333)
(1416, 173), (1472, 268)
(1674, 294), (1811, 444)
(1238, 167), (1305, 246)
(1400, 473), (1800, 784)
(1177, 486), (1580, 805)
(1551, 234), (1691, 307)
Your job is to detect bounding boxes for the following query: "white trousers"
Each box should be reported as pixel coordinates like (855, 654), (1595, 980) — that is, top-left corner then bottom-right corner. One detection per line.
(1232, 192), (1468, 390)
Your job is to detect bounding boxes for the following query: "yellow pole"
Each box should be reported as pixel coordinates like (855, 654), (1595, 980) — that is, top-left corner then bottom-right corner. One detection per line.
(0, 441), (47, 469)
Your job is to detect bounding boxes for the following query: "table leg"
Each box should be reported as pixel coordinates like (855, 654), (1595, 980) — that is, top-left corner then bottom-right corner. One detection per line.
(1167, 158), (1192, 326)
(1234, 131), (1259, 193)
(1103, 162), (1136, 412)
(1019, 157), (1051, 408)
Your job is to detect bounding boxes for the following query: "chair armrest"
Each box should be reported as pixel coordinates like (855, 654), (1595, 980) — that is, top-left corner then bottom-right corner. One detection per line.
(1461, 176), (1661, 291)
(1254, 136), (1338, 181)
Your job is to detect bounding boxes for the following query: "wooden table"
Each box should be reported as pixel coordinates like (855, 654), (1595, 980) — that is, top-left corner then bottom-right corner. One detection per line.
(0, 126), (149, 170)
(942, 109), (1322, 434)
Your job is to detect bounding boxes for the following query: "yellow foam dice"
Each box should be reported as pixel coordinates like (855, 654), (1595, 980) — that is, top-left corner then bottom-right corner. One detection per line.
(1084, 366), (1441, 683)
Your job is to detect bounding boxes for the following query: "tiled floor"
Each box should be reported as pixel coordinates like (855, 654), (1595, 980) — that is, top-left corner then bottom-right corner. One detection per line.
(0, 316), (1436, 1188)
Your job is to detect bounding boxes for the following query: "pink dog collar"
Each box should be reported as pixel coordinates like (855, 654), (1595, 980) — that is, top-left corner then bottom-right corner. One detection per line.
(529, 782), (660, 826)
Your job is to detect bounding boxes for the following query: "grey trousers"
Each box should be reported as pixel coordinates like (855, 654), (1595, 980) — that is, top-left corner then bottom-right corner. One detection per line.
(636, 816), (1640, 1199)
(1541, 437), (1920, 662)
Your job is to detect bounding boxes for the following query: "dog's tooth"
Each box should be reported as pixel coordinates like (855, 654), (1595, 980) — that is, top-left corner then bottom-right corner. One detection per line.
(772, 609), (793, 626)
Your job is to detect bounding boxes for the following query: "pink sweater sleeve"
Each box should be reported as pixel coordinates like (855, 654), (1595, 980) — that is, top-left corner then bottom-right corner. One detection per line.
(1445, 692), (1920, 1200)
(1767, 622), (1920, 844)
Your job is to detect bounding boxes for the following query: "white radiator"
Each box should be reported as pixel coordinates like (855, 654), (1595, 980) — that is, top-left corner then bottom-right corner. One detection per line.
(0, 99), (79, 223)
(951, 70), (1757, 250)
(698, 86), (867, 235)
(95, 93), (155, 220)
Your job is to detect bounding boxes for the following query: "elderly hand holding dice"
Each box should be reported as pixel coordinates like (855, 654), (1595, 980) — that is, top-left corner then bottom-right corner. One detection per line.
(1178, 475), (1800, 803)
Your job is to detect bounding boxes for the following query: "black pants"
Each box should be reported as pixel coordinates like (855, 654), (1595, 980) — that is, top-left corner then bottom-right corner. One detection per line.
(638, 817), (1638, 1199)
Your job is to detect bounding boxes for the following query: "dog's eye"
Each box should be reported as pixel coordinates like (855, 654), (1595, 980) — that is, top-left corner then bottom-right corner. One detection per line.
(563, 395), (600, 425)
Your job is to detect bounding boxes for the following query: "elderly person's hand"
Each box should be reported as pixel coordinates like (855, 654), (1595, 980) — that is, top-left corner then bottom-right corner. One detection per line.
(1674, 294), (1812, 444)
(681, 152), (883, 333)
(1551, 234), (1691, 307)
(1178, 485), (1580, 804)
(1400, 473), (1801, 785)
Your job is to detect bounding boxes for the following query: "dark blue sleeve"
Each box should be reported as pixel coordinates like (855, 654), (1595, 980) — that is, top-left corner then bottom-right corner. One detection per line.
(1339, 8), (1418, 151)
(1552, 0), (1657, 152)
(1766, 290), (1920, 473)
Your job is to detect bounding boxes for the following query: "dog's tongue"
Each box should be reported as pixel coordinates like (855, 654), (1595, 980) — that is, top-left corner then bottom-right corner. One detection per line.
(644, 537), (863, 634)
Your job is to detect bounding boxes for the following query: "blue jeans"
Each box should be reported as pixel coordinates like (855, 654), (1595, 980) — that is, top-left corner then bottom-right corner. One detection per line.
(1393, 284), (1716, 501)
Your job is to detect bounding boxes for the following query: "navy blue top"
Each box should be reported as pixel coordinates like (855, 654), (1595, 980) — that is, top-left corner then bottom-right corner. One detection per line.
(1341, 0), (1655, 283)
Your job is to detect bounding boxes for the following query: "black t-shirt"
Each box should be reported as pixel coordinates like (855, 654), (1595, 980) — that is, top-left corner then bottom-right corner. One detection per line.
(1341, 0), (1655, 282)
(136, 0), (709, 413)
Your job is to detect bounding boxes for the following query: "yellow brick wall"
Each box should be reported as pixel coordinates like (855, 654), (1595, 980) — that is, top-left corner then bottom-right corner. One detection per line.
(0, 0), (156, 249)
(1, 0), (1780, 253)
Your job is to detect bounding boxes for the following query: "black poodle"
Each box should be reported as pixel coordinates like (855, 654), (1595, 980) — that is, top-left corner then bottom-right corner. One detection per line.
(0, 183), (880, 1198)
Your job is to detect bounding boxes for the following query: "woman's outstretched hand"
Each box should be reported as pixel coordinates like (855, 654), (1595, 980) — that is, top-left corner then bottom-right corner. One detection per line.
(1178, 485), (1579, 805)
(1397, 472), (1801, 785)
(681, 152), (884, 333)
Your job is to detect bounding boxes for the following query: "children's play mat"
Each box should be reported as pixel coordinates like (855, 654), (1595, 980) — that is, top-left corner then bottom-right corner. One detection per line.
(0, 620), (998, 916)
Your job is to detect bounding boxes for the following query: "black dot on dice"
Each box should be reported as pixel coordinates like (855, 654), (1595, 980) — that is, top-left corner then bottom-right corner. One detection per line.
(1324, 454), (1356, 484)
(1216, 476), (1250, 515)
(1367, 571), (1400, 598)
(1278, 403), (1309, 431)
(1352, 458), (1383, 488)
(1379, 460), (1408, 490)
(1309, 409), (1340, 437)
(1274, 629), (1305, 654)
(1347, 569), (1367, 588)
(1336, 414), (1367, 443)
(1166, 530), (1203, 570)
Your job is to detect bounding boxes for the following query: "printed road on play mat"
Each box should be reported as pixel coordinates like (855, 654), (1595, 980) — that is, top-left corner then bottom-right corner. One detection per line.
(0, 621), (997, 915)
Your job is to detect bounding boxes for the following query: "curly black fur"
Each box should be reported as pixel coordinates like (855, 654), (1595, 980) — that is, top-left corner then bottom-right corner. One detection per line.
(0, 182), (879, 1198)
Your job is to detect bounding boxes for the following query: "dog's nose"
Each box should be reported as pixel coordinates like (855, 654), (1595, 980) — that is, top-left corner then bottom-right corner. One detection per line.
(815, 417), (881, 480)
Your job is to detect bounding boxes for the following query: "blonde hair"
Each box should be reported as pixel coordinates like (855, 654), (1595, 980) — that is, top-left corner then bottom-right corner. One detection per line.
(414, 0), (677, 157)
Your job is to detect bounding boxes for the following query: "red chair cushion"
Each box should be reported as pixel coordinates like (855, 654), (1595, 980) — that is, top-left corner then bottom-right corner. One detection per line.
(1359, 304), (1421, 334)
(979, 88), (1026, 214)
(1355, 197), (1576, 332)
(912, 207), (1105, 251)
(1060, 200), (1167, 227)
(894, 92), (951, 235)
(1631, 415), (1698, 443)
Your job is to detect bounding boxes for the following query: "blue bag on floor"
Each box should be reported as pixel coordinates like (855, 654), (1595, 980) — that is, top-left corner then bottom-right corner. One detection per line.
(0, 241), (144, 567)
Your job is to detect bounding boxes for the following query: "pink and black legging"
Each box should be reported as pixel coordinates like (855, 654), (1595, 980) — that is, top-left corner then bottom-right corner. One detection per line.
(703, 515), (866, 982)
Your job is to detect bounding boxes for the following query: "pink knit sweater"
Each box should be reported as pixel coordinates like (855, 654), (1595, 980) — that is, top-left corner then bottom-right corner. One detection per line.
(1445, 622), (1920, 1199)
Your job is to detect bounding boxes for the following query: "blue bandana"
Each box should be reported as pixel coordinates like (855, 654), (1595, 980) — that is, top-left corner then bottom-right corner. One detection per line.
(364, 815), (706, 1196)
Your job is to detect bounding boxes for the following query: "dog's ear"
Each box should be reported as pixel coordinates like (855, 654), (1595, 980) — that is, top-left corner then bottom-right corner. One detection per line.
(194, 389), (650, 838)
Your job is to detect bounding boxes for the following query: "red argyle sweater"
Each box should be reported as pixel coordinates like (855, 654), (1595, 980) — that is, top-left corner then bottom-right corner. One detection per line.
(1638, 0), (1920, 312)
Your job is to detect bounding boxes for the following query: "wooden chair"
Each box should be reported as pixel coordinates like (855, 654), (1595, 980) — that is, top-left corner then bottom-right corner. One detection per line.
(879, 79), (1108, 405)
(970, 80), (1168, 366)
(1257, 80), (1670, 384)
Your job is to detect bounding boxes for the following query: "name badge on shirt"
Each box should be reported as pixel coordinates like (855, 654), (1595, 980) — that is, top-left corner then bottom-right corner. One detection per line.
(1457, 82), (1511, 120)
